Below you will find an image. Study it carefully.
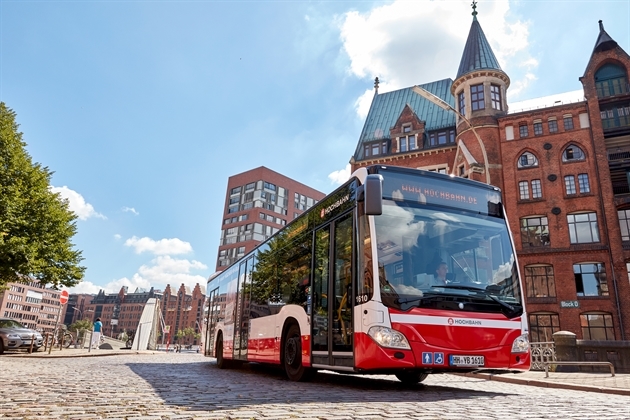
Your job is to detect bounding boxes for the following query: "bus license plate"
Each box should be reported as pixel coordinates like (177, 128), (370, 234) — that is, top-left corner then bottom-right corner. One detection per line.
(449, 355), (484, 366)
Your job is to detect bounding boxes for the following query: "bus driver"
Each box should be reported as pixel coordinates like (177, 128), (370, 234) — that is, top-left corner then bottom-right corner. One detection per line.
(432, 262), (448, 286)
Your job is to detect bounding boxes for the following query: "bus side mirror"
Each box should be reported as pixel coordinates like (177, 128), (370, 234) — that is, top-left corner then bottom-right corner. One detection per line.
(364, 174), (383, 215)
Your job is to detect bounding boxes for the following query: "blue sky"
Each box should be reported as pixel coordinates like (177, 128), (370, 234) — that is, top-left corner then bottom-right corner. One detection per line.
(2, 0), (628, 295)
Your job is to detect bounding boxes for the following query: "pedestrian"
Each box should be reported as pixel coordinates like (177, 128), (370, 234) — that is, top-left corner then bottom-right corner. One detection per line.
(91, 317), (103, 349)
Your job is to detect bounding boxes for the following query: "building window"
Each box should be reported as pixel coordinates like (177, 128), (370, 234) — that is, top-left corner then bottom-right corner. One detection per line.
(470, 84), (485, 110)
(519, 124), (529, 138)
(581, 313), (615, 340)
(548, 119), (558, 133)
(364, 145), (370, 157)
(399, 135), (416, 152)
(564, 175), (576, 195)
(529, 313), (561, 342)
(568, 212), (600, 243)
(563, 115), (574, 130)
(533, 120), (543, 136)
(574, 263), (608, 296)
(618, 209), (630, 241)
(578, 173), (590, 193)
(428, 129), (455, 146)
(230, 187), (241, 195)
(531, 179), (542, 198)
(518, 181), (530, 200)
(595, 64), (627, 98)
(562, 145), (585, 162)
(263, 182), (276, 191)
(245, 182), (255, 191)
(525, 265), (556, 298)
(458, 91), (466, 115)
(520, 216), (550, 247)
(517, 152), (538, 168)
(490, 84), (501, 110)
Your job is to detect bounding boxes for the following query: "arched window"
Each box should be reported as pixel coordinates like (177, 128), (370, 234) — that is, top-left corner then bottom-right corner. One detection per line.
(580, 312), (615, 340)
(595, 63), (627, 98)
(562, 145), (585, 162)
(524, 264), (555, 297)
(517, 152), (538, 168)
(528, 312), (560, 342)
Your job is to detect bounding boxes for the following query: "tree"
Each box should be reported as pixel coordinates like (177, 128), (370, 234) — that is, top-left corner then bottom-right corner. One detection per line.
(0, 102), (85, 288)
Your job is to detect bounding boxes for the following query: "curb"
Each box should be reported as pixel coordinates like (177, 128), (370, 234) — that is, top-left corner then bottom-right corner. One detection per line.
(2, 350), (156, 359)
(462, 372), (630, 396)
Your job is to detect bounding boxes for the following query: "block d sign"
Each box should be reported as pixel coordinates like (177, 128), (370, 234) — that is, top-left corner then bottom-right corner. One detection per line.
(59, 290), (69, 305)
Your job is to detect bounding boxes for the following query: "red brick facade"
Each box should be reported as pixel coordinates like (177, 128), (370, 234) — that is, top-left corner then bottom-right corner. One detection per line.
(351, 21), (630, 341)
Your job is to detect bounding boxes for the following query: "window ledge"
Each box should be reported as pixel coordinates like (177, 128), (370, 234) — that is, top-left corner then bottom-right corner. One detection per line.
(577, 295), (610, 300)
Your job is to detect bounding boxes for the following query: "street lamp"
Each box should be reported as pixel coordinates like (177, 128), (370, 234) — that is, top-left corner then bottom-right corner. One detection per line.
(412, 86), (491, 184)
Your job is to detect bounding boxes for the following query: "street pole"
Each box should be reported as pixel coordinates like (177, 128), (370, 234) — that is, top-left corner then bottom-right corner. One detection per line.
(412, 85), (491, 184)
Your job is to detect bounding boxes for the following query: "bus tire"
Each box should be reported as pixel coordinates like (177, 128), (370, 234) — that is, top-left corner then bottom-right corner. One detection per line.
(395, 371), (428, 385)
(283, 323), (316, 382)
(215, 333), (230, 369)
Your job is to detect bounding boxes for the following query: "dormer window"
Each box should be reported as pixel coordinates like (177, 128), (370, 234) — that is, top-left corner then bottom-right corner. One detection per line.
(399, 135), (416, 152)
(364, 141), (388, 158)
(595, 63), (628, 98)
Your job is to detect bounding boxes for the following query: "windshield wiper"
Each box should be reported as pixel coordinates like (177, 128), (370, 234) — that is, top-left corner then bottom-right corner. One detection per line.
(435, 285), (523, 319)
(488, 295), (523, 319)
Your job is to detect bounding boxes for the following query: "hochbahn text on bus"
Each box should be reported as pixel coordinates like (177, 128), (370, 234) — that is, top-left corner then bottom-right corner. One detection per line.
(204, 165), (531, 384)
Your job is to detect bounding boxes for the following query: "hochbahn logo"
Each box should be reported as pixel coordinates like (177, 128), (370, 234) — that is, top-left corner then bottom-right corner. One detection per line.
(320, 194), (350, 218)
(448, 318), (482, 326)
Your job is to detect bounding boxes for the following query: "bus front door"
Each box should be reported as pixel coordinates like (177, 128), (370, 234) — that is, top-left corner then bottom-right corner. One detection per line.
(311, 212), (354, 369)
(234, 256), (253, 361)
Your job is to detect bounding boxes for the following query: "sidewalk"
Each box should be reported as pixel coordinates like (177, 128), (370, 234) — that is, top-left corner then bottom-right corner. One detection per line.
(464, 369), (630, 396)
(4, 348), (629, 395)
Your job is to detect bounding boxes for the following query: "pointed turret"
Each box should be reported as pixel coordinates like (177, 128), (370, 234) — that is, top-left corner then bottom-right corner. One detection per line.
(456, 4), (502, 79)
(593, 20), (618, 53)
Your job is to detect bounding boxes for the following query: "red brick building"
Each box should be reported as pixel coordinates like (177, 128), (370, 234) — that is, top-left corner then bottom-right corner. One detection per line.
(351, 13), (630, 342)
(161, 283), (205, 346)
(216, 166), (325, 270)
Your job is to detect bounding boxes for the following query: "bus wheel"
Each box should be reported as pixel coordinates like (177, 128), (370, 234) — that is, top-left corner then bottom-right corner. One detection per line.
(395, 371), (428, 385)
(283, 323), (316, 382)
(215, 333), (230, 369)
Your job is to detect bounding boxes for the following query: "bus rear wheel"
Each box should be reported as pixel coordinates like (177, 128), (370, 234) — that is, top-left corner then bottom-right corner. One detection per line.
(395, 371), (428, 385)
(283, 323), (316, 382)
(215, 333), (230, 369)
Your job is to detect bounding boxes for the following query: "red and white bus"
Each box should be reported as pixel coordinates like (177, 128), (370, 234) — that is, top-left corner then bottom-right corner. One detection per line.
(205, 165), (530, 383)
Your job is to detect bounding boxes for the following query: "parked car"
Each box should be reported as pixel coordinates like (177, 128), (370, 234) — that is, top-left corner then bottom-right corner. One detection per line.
(0, 317), (44, 354)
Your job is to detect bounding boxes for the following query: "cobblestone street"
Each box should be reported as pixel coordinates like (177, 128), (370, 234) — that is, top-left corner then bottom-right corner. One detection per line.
(1, 352), (628, 419)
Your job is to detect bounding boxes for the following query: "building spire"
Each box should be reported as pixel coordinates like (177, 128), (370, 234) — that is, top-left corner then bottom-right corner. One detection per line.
(455, 7), (502, 79)
(374, 77), (380, 94)
(593, 19), (618, 53)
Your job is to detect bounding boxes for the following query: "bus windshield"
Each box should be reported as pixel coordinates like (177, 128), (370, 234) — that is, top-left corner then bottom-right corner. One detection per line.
(374, 199), (522, 317)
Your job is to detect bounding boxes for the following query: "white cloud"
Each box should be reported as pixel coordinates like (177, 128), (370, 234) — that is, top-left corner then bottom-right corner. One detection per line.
(50, 186), (106, 221)
(68, 256), (208, 294)
(328, 164), (351, 185)
(114, 234), (121, 240)
(338, 0), (535, 105)
(112, 256), (207, 293)
(124, 236), (193, 255)
(122, 206), (139, 215)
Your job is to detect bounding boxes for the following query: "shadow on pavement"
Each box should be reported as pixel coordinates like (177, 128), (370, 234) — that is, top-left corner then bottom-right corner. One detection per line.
(126, 358), (512, 411)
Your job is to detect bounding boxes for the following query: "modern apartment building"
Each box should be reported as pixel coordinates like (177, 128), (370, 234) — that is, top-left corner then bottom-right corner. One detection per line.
(0, 280), (64, 334)
(216, 166), (325, 270)
(350, 9), (630, 341)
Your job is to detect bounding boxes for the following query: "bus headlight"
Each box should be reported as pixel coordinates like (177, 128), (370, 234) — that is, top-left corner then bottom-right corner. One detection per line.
(367, 326), (411, 350)
(511, 334), (530, 353)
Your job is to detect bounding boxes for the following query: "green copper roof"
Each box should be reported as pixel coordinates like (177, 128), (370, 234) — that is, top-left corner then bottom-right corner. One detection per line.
(456, 18), (502, 79)
(353, 78), (456, 161)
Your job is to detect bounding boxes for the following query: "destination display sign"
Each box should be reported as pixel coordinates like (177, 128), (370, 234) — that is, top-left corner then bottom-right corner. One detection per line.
(315, 180), (357, 223)
(379, 169), (502, 215)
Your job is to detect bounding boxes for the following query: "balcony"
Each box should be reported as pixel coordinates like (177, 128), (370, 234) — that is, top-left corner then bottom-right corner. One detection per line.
(608, 145), (630, 196)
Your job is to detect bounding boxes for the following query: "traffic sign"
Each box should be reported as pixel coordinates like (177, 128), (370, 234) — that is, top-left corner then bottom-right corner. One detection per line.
(59, 290), (69, 305)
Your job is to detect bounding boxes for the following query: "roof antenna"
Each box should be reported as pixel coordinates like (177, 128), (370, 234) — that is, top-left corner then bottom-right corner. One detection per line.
(374, 77), (380, 94)
(471, 0), (478, 20)
(599, 20), (604, 31)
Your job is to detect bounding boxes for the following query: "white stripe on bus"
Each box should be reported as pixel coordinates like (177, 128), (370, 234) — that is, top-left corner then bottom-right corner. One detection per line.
(390, 314), (521, 329)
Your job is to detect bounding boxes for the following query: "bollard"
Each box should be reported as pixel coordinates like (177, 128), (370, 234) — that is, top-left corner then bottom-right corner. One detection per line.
(47, 332), (53, 354)
(29, 333), (34, 353)
(552, 331), (580, 372)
